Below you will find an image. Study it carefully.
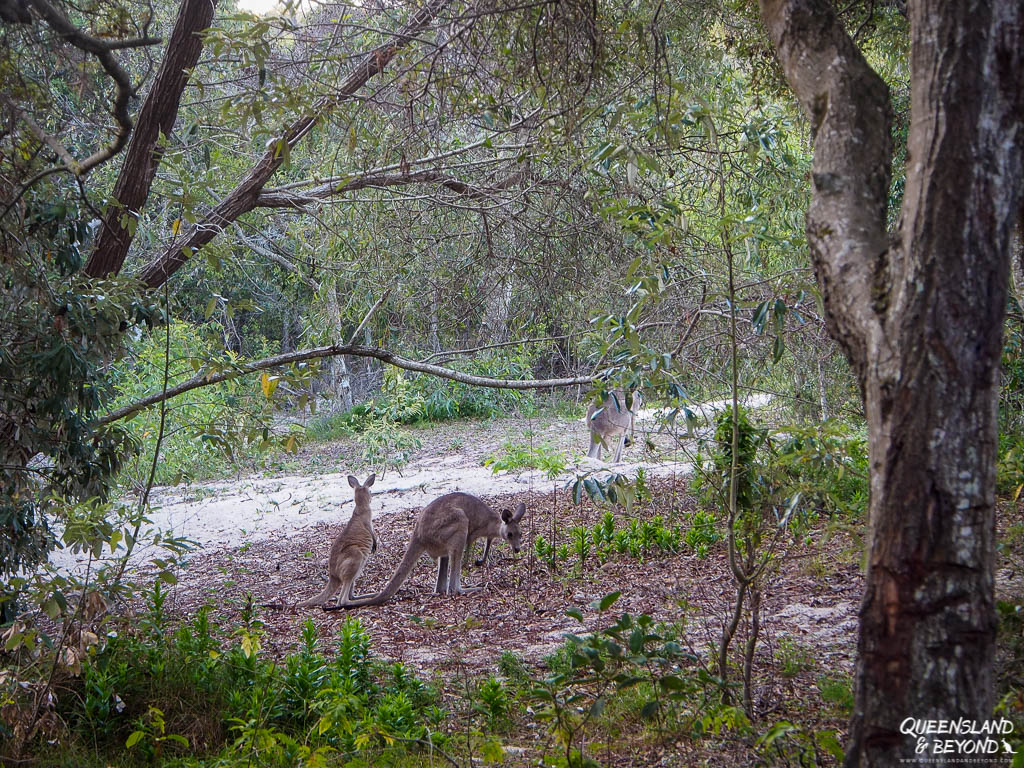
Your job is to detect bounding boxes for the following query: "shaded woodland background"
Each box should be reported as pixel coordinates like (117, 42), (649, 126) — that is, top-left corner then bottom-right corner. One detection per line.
(1, 0), (1022, 766)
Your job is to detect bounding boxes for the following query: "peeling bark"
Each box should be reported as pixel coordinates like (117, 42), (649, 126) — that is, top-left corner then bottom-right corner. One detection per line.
(758, 0), (1024, 764)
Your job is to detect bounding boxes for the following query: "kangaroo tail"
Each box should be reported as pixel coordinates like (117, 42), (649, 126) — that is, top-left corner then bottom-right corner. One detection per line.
(330, 542), (421, 609)
(295, 575), (342, 608)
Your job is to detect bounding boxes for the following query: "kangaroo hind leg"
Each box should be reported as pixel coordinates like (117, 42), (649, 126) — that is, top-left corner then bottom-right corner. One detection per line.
(449, 532), (480, 594)
(435, 556), (450, 594)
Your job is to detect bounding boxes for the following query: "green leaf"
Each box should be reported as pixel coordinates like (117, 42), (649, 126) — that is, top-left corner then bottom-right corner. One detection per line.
(126, 731), (145, 748)
(772, 335), (785, 363)
(752, 300), (769, 334)
(591, 591), (621, 612)
(640, 700), (660, 720)
(565, 607), (584, 623)
(659, 675), (687, 691)
(480, 739), (504, 762)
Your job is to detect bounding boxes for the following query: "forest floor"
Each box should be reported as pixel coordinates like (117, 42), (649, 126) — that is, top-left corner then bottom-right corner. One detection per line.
(60, 401), (1024, 765)
(91, 396), (882, 765)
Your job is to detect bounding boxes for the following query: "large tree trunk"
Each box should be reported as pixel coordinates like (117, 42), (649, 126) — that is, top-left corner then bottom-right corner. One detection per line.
(758, 1), (1023, 765)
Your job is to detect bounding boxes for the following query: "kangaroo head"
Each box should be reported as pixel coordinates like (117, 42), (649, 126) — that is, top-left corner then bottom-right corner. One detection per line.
(499, 502), (527, 553)
(347, 473), (375, 507)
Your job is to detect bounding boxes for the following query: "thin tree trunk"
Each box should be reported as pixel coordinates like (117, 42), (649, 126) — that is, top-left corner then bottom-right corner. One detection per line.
(429, 287), (441, 354)
(816, 354), (828, 421)
(1011, 204), (1024, 309)
(742, 584), (761, 718)
(326, 283), (353, 409)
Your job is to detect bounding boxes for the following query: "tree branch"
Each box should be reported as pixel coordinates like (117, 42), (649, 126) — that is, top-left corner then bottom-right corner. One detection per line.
(0, 93), (76, 169)
(348, 290), (391, 344)
(254, 169), (522, 209)
(24, 0), (162, 175)
(96, 342), (594, 426)
(84, 0), (217, 278)
(136, 0), (452, 289)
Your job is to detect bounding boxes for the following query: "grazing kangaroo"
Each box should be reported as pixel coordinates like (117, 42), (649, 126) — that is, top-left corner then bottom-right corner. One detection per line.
(586, 389), (642, 463)
(329, 493), (526, 609)
(293, 474), (379, 609)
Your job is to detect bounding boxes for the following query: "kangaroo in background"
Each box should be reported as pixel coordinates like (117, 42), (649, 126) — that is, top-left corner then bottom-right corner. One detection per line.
(587, 389), (642, 463)
(328, 492), (527, 609)
(293, 474), (379, 609)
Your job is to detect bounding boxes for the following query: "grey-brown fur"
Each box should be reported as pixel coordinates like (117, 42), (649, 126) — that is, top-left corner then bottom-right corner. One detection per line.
(586, 389), (641, 462)
(331, 492), (526, 609)
(294, 473), (379, 608)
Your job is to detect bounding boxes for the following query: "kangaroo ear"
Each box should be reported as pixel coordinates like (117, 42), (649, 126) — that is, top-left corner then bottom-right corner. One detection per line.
(512, 502), (526, 522)
(501, 509), (513, 523)
(365, 473), (376, 487)
(347, 475), (359, 488)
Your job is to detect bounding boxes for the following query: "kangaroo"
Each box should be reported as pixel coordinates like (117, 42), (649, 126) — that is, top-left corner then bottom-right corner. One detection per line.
(328, 493), (526, 609)
(293, 474), (379, 609)
(586, 389), (642, 463)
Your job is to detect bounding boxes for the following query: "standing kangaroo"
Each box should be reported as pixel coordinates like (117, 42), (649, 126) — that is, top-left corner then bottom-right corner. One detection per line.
(586, 389), (642, 462)
(294, 474), (379, 609)
(329, 493), (526, 609)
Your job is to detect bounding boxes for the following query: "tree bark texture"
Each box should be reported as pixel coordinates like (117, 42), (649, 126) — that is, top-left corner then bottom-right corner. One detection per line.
(758, 1), (1023, 765)
(83, 0), (217, 278)
(136, 0), (450, 289)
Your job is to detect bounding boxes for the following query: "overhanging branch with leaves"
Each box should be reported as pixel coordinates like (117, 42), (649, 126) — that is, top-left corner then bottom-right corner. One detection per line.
(97, 342), (595, 427)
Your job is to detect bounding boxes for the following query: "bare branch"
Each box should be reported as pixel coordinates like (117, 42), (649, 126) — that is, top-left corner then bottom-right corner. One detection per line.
(421, 334), (574, 363)
(96, 341), (595, 426)
(0, 93), (76, 168)
(137, 0), (452, 289)
(254, 169), (523, 209)
(24, 0), (163, 175)
(348, 289), (391, 344)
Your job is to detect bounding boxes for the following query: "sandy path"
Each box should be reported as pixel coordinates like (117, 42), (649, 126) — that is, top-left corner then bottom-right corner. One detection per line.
(49, 396), (769, 574)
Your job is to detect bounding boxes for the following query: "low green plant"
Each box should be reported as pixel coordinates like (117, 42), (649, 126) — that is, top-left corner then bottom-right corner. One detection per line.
(756, 720), (844, 765)
(306, 401), (376, 441)
(360, 417), (421, 473)
(570, 526), (591, 572)
(776, 637), (815, 679)
(379, 369), (426, 424)
(817, 674), (855, 714)
(684, 509), (721, 557)
(531, 592), (743, 766)
(485, 440), (568, 478)
(611, 516), (682, 559)
(498, 651), (531, 686)
(591, 512), (616, 564)
(535, 534), (559, 571)
(9, 593), (451, 766)
(634, 467), (650, 502)
(474, 676), (512, 731)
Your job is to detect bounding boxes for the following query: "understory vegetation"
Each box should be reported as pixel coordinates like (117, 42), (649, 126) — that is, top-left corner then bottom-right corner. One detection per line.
(2, 0), (1023, 765)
